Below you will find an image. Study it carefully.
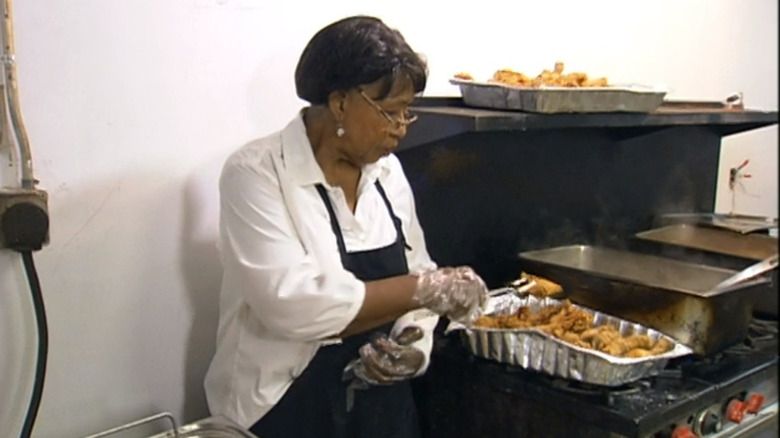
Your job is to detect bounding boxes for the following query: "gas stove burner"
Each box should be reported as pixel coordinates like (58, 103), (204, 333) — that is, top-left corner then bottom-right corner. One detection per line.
(546, 376), (651, 406)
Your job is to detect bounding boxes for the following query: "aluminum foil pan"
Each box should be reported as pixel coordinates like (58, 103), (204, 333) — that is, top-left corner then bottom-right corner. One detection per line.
(457, 290), (693, 386)
(450, 79), (666, 113)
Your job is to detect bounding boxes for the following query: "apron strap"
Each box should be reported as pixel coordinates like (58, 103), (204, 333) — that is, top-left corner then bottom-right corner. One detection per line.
(315, 181), (409, 254)
(314, 184), (348, 255)
(373, 181), (410, 251)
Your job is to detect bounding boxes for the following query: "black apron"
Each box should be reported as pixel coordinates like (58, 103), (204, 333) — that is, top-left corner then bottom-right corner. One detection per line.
(250, 181), (419, 438)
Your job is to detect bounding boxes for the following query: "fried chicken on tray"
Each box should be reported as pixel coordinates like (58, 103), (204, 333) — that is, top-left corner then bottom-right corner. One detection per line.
(473, 300), (673, 358)
(456, 61), (609, 88)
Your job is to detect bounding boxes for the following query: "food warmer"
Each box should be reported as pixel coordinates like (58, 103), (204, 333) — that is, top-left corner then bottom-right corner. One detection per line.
(396, 97), (779, 437)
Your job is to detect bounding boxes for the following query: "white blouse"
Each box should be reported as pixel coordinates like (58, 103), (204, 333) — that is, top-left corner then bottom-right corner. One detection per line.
(204, 112), (439, 428)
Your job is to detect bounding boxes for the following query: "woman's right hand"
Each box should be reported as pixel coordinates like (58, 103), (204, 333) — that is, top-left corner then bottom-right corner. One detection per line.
(413, 266), (488, 324)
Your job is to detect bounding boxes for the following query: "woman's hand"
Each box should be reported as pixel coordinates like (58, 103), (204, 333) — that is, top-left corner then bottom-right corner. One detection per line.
(353, 326), (426, 385)
(413, 266), (488, 324)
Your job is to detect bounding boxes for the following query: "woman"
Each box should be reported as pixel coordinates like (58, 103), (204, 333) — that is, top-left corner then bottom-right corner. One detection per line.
(204, 15), (488, 438)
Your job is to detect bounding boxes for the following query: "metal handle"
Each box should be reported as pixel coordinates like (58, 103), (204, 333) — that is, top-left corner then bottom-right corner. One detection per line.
(713, 254), (779, 292)
(82, 412), (180, 438)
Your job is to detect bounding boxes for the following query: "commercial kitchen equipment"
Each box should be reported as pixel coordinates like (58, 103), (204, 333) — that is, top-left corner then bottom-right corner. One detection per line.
(396, 97), (778, 437)
(633, 222), (778, 317)
(83, 412), (259, 438)
(516, 245), (769, 356)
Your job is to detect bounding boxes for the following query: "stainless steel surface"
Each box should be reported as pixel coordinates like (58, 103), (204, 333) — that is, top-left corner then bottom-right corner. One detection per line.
(635, 224), (779, 262)
(149, 416), (258, 438)
(519, 245), (767, 297)
(450, 78), (666, 113)
(714, 255), (779, 293)
(634, 224), (778, 318)
(659, 213), (778, 234)
(517, 245), (769, 356)
(83, 413), (179, 438)
(84, 415), (257, 438)
(458, 291), (692, 386)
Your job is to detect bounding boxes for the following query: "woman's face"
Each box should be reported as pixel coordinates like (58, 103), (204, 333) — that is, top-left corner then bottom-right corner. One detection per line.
(337, 74), (416, 167)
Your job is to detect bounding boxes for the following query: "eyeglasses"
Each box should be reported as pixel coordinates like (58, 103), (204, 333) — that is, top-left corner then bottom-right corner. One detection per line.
(358, 89), (418, 128)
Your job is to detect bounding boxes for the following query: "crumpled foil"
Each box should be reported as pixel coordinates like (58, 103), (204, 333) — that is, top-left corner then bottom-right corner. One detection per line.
(456, 289), (693, 386)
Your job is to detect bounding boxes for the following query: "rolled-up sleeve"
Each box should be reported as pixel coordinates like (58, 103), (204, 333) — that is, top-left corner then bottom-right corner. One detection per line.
(218, 153), (364, 341)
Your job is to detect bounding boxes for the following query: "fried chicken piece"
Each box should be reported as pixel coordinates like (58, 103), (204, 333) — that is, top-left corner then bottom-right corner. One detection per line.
(474, 315), (502, 328)
(453, 72), (474, 80)
(580, 324), (628, 356)
(490, 63), (609, 88)
(625, 348), (653, 358)
(649, 337), (673, 355)
(580, 325), (619, 344)
(583, 77), (608, 87)
(501, 308), (535, 329)
(522, 273), (564, 297)
(559, 331), (581, 344)
(492, 69), (533, 87)
(544, 305), (593, 333)
(519, 302), (560, 325)
(622, 334), (655, 351)
(601, 338), (630, 357)
(557, 331), (591, 348)
(474, 307), (535, 329)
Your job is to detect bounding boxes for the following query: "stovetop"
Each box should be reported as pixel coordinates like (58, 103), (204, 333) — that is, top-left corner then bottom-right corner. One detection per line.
(418, 318), (778, 438)
(488, 344), (777, 437)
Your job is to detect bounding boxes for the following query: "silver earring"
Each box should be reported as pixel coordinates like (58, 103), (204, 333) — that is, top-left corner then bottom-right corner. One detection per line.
(336, 124), (345, 137)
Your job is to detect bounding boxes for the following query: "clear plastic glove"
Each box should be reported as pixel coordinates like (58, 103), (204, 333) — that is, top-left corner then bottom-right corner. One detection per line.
(413, 266), (488, 324)
(350, 326), (426, 385)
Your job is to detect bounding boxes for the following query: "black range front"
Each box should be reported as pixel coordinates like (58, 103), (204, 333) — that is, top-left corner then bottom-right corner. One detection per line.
(412, 319), (778, 438)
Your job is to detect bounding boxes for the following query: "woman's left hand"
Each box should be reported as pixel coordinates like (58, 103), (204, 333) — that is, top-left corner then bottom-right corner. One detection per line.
(353, 326), (425, 385)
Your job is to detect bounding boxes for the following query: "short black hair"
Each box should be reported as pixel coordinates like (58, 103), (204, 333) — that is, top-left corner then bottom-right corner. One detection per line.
(295, 16), (428, 105)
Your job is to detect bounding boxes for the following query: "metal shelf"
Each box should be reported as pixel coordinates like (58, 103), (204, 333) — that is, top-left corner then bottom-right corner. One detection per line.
(401, 97), (779, 150)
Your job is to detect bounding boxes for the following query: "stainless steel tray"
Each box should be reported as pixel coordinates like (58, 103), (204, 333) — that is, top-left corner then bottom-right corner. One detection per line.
(633, 224), (778, 317)
(84, 413), (258, 438)
(450, 78), (666, 113)
(635, 224), (778, 262)
(657, 212), (778, 234)
(458, 291), (692, 386)
(150, 417), (258, 438)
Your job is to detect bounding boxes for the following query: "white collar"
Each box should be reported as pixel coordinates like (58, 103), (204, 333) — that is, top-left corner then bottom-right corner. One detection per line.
(280, 110), (391, 188)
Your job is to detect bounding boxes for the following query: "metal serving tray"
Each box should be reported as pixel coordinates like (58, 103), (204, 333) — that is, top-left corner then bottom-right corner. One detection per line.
(458, 291), (692, 386)
(633, 224), (778, 317)
(84, 413), (258, 438)
(449, 78), (666, 113)
(635, 223), (778, 263)
(517, 245), (770, 356)
(149, 416), (258, 438)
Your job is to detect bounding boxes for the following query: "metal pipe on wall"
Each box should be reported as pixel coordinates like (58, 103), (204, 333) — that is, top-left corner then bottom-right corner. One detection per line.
(1, 0), (35, 189)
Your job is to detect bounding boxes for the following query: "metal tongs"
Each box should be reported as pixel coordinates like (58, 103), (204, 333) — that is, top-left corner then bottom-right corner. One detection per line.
(712, 254), (778, 293)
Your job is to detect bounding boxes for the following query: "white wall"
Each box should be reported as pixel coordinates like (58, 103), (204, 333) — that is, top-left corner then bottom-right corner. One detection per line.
(0, 1), (776, 437)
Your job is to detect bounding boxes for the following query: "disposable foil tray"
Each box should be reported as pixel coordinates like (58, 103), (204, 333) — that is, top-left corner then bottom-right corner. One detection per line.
(450, 79), (666, 113)
(458, 291), (693, 386)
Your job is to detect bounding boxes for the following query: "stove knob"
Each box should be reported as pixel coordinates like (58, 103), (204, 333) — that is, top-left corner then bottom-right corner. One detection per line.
(698, 412), (722, 435)
(745, 393), (766, 414)
(726, 399), (746, 424)
(671, 425), (697, 438)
